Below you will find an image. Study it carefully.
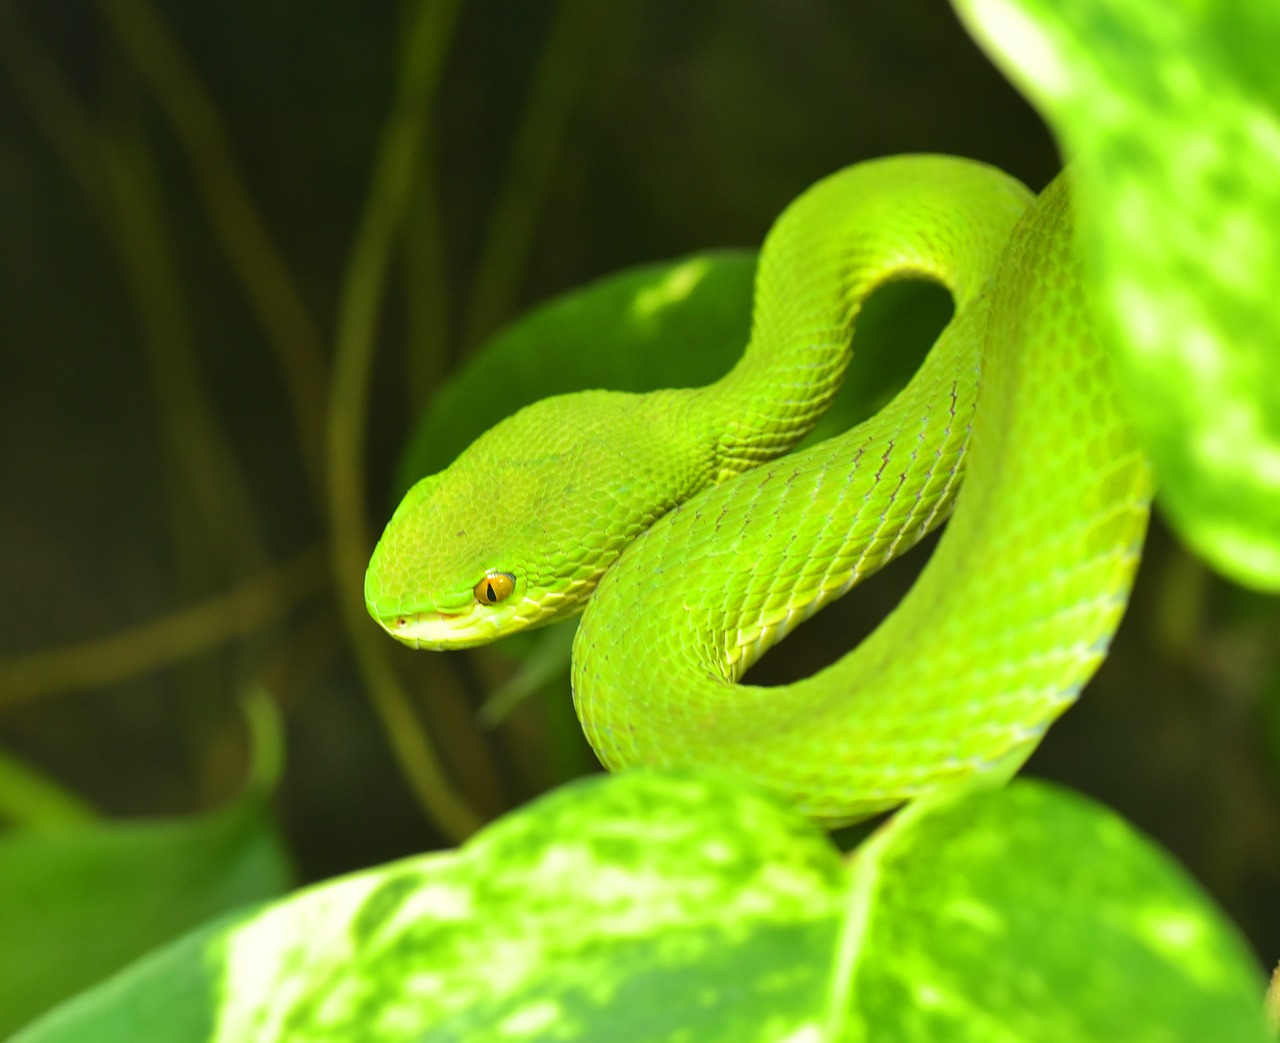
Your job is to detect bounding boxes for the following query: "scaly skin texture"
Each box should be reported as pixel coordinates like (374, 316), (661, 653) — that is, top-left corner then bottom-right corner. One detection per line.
(366, 155), (1153, 825)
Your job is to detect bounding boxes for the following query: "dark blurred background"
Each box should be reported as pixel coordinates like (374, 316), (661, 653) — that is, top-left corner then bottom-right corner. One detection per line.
(1, 0), (1277, 968)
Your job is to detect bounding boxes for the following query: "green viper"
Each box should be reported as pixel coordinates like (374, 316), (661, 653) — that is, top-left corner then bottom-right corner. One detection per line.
(364, 154), (1153, 826)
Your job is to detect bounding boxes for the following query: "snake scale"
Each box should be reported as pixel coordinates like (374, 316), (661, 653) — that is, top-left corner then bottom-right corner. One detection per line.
(364, 154), (1153, 825)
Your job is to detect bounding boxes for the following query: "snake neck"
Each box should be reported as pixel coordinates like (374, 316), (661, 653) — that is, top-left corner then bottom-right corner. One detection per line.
(699, 267), (892, 481)
(695, 156), (1032, 483)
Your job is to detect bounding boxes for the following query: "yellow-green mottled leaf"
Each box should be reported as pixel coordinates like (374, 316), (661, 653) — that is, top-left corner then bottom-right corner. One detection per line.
(0, 796), (291, 1038)
(18, 771), (847, 1043)
(954, 0), (1280, 589)
(18, 775), (1267, 1040)
(838, 780), (1269, 1042)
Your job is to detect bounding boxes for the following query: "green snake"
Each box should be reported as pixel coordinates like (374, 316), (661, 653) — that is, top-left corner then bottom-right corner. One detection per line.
(364, 154), (1154, 826)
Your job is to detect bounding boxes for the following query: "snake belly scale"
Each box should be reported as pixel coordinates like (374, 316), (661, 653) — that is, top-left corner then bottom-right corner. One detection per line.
(365, 154), (1154, 826)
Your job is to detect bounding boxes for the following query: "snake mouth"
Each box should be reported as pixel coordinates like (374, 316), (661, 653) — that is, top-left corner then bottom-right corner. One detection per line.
(375, 608), (495, 650)
(374, 590), (578, 650)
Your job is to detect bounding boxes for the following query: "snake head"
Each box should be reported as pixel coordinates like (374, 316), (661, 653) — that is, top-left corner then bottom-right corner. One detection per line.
(364, 389), (697, 649)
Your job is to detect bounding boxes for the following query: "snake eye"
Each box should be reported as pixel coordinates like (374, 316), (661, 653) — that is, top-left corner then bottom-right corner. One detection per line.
(474, 572), (516, 605)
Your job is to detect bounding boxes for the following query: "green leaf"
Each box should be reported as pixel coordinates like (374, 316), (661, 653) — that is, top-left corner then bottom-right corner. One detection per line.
(24, 772), (1264, 1039)
(0, 746), (97, 831)
(0, 796), (291, 1038)
(18, 771), (847, 1043)
(837, 780), (1269, 1042)
(953, 0), (1280, 589)
(20, 774), (1267, 1041)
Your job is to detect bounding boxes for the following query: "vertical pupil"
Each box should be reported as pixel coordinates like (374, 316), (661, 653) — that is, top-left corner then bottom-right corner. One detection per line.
(486, 582), (496, 602)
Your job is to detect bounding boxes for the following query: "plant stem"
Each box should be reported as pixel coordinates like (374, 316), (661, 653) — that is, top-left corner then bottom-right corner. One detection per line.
(460, 0), (608, 352)
(328, 0), (481, 843)
(93, 0), (331, 503)
(0, 6), (268, 585)
(402, 154), (452, 413)
(0, 547), (328, 708)
(98, 100), (269, 581)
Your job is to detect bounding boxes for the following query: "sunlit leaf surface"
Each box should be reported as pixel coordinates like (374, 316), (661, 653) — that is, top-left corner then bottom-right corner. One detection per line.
(18, 775), (1268, 1042)
(954, 0), (1280, 589)
(19, 772), (847, 1043)
(841, 781), (1268, 1042)
(0, 797), (290, 1038)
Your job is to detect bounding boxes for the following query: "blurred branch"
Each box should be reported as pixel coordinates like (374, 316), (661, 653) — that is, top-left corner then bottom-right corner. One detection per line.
(402, 154), (452, 412)
(328, 0), (482, 843)
(0, 3), (107, 211)
(0, 5), (268, 582)
(1151, 542), (1209, 664)
(99, 100), (270, 580)
(92, 0), (331, 503)
(460, 0), (609, 351)
(0, 547), (329, 709)
(255, 605), (345, 712)
(239, 686), (286, 796)
(0, 748), (98, 831)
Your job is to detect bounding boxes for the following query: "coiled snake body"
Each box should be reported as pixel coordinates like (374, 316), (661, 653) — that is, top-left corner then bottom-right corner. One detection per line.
(365, 155), (1153, 825)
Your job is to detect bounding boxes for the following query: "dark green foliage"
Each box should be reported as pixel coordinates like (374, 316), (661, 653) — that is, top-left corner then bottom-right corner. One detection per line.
(0, 797), (290, 1037)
